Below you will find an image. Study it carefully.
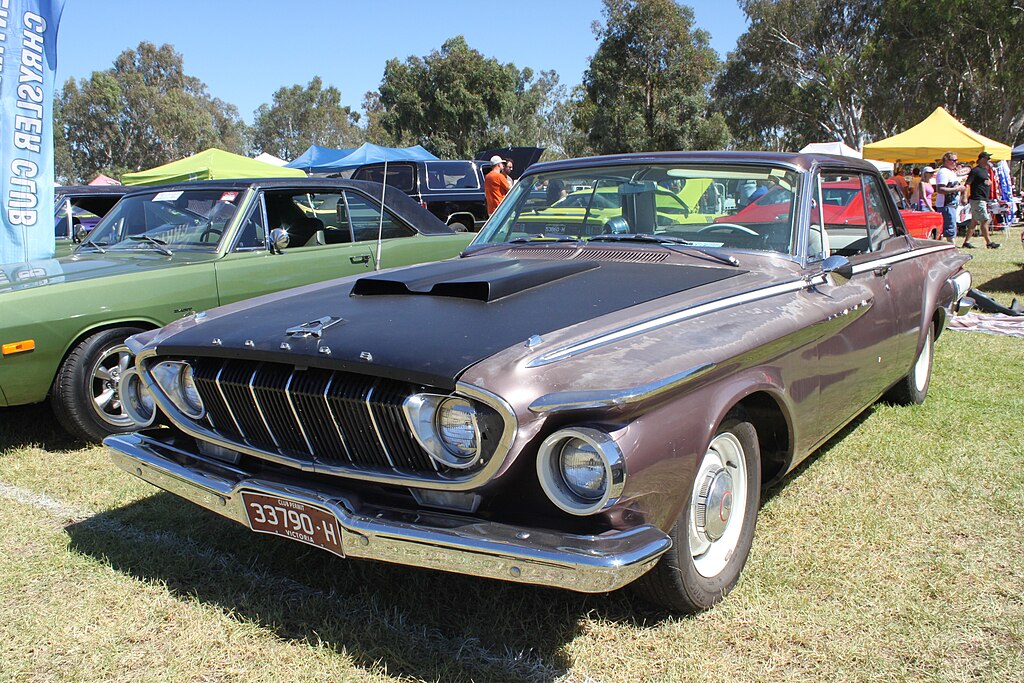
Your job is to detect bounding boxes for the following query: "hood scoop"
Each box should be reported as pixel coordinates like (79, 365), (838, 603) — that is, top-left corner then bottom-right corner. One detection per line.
(352, 257), (598, 302)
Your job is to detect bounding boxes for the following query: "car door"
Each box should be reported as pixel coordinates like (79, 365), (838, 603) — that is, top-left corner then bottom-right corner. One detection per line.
(808, 170), (904, 434)
(213, 188), (374, 306)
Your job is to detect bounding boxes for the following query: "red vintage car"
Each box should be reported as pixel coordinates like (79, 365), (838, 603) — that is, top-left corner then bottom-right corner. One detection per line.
(725, 179), (942, 241)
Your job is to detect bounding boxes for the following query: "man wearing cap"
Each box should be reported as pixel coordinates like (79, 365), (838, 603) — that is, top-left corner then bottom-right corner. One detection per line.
(963, 152), (999, 249)
(934, 151), (966, 244)
(485, 155), (511, 214)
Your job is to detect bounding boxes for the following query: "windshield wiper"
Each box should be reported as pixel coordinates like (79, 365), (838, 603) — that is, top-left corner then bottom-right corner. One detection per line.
(78, 240), (106, 254)
(589, 233), (740, 267)
(128, 235), (173, 256)
(509, 234), (583, 244)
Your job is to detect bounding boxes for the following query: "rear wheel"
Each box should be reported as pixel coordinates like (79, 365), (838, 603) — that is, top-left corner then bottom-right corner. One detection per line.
(886, 322), (934, 405)
(51, 327), (144, 443)
(633, 413), (761, 613)
(448, 219), (472, 232)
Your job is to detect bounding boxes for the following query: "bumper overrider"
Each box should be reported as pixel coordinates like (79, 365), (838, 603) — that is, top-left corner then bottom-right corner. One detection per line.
(105, 431), (672, 593)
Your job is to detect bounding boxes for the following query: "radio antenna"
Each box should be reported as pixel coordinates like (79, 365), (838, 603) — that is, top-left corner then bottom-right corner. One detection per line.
(375, 159), (387, 271)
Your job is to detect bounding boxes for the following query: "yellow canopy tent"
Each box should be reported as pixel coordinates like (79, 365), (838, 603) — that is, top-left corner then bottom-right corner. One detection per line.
(862, 107), (1011, 164)
(121, 148), (306, 186)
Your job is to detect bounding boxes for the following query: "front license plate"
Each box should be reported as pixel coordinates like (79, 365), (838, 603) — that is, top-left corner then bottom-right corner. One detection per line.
(240, 491), (344, 557)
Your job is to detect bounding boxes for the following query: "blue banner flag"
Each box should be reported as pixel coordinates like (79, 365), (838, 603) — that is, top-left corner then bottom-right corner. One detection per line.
(0, 0), (65, 264)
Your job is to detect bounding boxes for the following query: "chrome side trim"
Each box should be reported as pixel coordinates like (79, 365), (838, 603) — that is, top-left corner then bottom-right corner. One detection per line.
(364, 380), (396, 468)
(106, 432), (671, 594)
(529, 363), (716, 414)
(248, 366), (280, 449)
(848, 244), (955, 275)
(321, 373), (353, 463)
(283, 370), (315, 456)
(528, 276), (827, 367)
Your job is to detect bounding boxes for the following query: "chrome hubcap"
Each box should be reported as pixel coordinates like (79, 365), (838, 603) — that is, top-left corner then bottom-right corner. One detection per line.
(689, 431), (748, 578)
(90, 344), (134, 427)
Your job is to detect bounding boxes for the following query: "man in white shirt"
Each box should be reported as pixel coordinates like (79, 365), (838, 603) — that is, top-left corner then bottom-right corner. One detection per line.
(933, 151), (965, 244)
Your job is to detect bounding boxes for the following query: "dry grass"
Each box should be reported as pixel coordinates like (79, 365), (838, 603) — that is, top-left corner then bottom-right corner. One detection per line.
(1, 232), (1022, 682)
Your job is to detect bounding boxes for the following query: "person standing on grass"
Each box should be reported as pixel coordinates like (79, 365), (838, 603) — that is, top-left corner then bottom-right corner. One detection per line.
(962, 152), (1000, 249)
(911, 166), (936, 211)
(934, 151), (966, 244)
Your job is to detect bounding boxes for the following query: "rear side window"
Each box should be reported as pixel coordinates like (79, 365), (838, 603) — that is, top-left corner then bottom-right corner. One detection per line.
(342, 191), (416, 241)
(425, 161), (479, 190)
(351, 164), (416, 193)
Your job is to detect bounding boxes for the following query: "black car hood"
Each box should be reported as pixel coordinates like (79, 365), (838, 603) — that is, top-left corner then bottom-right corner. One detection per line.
(156, 256), (743, 389)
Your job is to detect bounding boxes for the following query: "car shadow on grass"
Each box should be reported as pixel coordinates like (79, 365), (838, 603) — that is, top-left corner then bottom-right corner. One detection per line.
(0, 403), (85, 452)
(974, 262), (1024, 296)
(64, 489), (681, 682)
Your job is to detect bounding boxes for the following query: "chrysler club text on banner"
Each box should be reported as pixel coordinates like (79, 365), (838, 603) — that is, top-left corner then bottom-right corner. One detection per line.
(0, 0), (65, 264)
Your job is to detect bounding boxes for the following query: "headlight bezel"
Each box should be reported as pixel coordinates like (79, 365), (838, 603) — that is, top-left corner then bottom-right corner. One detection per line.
(403, 393), (484, 469)
(537, 427), (626, 515)
(150, 360), (205, 420)
(119, 367), (157, 428)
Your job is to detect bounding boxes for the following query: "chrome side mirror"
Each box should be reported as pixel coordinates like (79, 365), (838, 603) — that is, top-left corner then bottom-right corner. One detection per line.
(820, 254), (853, 285)
(269, 227), (290, 253)
(74, 224), (89, 243)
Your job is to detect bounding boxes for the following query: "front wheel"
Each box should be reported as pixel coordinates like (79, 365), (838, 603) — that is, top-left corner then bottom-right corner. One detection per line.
(632, 414), (761, 613)
(885, 322), (934, 405)
(51, 327), (144, 443)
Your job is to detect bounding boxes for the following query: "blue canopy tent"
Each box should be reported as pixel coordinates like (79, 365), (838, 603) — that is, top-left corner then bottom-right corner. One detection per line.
(1012, 143), (1024, 162)
(285, 143), (439, 174)
(284, 145), (356, 173)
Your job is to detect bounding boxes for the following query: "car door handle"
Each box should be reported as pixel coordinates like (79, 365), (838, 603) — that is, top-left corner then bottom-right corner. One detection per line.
(350, 255), (370, 264)
(873, 265), (891, 276)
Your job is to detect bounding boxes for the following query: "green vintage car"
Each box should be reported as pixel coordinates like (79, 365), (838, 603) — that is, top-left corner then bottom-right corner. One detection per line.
(514, 177), (728, 236)
(0, 178), (473, 442)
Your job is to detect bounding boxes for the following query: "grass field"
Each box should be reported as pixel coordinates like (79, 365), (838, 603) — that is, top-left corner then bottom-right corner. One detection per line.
(1, 230), (1023, 682)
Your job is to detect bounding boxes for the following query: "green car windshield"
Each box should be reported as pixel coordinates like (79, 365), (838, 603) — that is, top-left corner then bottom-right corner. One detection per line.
(82, 188), (244, 252)
(474, 163), (800, 255)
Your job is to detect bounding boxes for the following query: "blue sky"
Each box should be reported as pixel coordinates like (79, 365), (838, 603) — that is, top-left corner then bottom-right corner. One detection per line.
(55, 0), (747, 124)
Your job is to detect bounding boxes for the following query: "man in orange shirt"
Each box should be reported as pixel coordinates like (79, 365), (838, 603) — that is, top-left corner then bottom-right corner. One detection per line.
(485, 155), (511, 214)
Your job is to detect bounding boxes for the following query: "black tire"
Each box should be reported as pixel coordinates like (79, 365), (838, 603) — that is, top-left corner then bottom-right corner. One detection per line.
(448, 219), (471, 233)
(51, 327), (144, 443)
(632, 414), (761, 613)
(885, 322), (934, 405)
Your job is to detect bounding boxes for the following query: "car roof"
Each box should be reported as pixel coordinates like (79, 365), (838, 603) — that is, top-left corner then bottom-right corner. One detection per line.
(117, 177), (453, 235)
(55, 185), (131, 196)
(526, 151), (880, 175)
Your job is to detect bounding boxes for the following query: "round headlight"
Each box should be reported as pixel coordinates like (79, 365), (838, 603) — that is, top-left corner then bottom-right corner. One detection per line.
(436, 397), (478, 460)
(180, 364), (203, 417)
(120, 367), (156, 428)
(559, 438), (606, 500)
(537, 428), (626, 516)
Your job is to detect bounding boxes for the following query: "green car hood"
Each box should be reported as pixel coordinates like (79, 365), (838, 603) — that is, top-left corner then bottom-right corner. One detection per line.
(0, 250), (220, 294)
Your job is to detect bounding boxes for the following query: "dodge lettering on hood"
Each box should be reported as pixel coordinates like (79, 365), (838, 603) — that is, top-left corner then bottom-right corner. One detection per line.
(106, 152), (972, 613)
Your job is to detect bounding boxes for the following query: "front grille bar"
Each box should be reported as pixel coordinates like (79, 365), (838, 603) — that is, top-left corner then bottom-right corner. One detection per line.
(190, 359), (439, 477)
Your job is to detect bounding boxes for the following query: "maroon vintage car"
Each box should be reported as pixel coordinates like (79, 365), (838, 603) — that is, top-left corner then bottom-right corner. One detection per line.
(106, 152), (972, 613)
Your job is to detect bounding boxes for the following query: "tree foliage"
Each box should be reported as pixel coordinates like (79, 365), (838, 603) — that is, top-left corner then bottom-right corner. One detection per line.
(577, 0), (730, 154)
(715, 0), (1024, 151)
(250, 77), (363, 160)
(374, 36), (564, 159)
(55, 42), (247, 183)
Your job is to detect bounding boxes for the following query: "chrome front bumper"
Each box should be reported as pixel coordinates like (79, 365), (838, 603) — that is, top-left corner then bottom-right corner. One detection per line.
(105, 432), (672, 594)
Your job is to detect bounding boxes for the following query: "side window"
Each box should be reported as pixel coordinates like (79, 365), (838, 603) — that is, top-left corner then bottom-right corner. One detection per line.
(233, 195), (267, 251)
(819, 172), (871, 257)
(863, 176), (898, 249)
(263, 191), (328, 249)
(343, 191), (415, 242)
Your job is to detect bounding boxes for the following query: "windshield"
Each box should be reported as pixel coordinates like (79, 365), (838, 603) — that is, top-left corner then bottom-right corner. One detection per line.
(474, 163), (801, 255)
(82, 189), (244, 252)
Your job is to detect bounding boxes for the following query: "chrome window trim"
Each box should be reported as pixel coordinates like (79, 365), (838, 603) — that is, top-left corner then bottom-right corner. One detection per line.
(248, 365), (280, 449)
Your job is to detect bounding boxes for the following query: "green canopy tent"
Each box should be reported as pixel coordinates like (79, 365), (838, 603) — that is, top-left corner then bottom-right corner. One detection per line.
(121, 148), (306, 186)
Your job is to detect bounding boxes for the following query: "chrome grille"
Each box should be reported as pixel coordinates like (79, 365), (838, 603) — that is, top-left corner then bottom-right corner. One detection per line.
(191, 359), (437, 474)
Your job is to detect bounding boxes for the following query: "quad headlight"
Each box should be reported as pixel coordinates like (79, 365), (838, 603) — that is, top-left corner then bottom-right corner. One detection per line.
(403, 393), (482, 469)
(150, 360), (205, 419)
(537, 428), (626, 515)
(119, 367), (156, 428)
